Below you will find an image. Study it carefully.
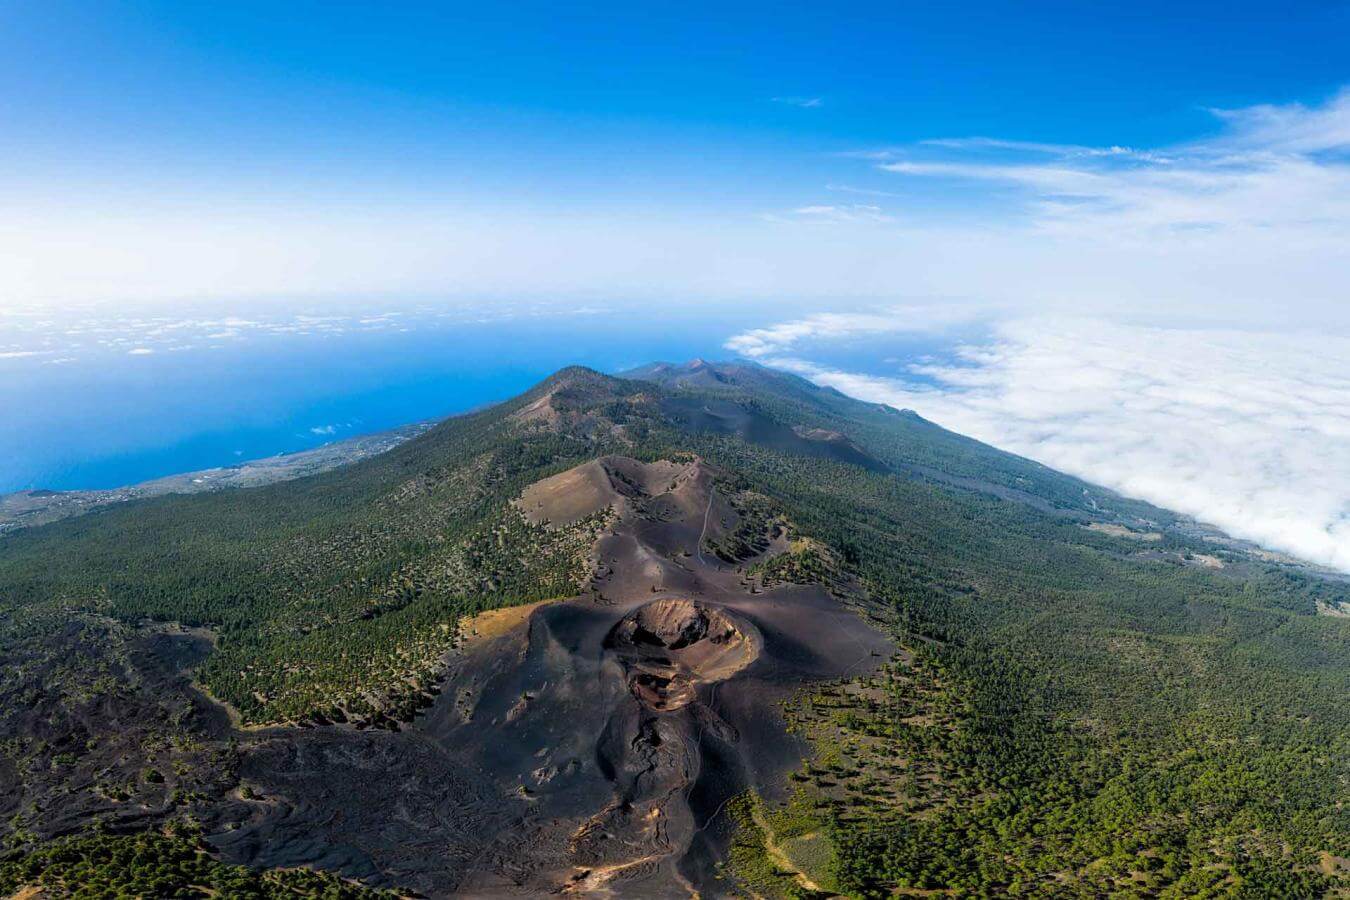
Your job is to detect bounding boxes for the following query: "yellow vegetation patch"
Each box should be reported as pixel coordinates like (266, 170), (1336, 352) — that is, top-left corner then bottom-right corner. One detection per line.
(457, 598), (558, 650)
(1084, 523), (1164, 541)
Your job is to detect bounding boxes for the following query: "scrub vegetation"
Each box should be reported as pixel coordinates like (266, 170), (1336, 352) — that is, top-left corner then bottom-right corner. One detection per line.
(1, 361), (1346, 896)
(0, 825), (390, 898)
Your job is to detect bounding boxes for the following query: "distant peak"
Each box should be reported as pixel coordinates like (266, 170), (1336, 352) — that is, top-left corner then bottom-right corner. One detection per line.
(621, 358), (755, 387)
(545, 364), (604, 381)
(533, 365), (614, 392)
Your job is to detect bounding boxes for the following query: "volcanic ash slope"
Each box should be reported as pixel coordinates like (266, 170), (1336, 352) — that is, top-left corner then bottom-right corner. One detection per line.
(435, 456), (893, 896)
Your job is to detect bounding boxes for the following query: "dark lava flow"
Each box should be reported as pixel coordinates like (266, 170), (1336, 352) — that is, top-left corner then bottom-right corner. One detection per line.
(200, 458), (894, 897)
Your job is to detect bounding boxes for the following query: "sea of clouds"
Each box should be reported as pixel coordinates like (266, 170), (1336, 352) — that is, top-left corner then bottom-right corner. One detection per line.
(723, 89), (1350, 574)
(728, 312), (1350, 574)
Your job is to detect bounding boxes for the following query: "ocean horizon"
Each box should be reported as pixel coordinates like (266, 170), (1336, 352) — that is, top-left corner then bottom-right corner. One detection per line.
(0, 312), (727, 493)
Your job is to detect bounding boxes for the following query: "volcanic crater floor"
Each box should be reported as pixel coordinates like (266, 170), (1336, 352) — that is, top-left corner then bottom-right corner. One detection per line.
(607, 598), (761, 713)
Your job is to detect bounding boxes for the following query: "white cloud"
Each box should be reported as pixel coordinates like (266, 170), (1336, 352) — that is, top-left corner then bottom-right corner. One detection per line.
(918, 137), (1150, 159)
(1, 88), (1349, 325)
(772, 96), (823, 108)
(727, 314), (1350, 573)
(310, 425), (337, 436)
(825, 183), (906, 198)
(877, 89), (1350, 247)
(714, 89), (1350, 572)
(726, 304), (981, 358)
(764, 204), (894, 225)
(127, 347), (154, 355)
(1209, 87), (1350, 154)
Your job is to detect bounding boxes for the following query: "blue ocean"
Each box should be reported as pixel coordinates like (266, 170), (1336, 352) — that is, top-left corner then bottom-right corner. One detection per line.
(0, 314), (692, 493)
(0, 304), (963, 495)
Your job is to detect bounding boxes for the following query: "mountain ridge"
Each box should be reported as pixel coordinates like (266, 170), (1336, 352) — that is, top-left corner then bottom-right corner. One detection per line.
(1, 360), (1347, 897)
(2, 359), (1335, 574)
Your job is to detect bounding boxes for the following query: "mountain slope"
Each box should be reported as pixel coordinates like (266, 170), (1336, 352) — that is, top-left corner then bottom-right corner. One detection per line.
(628, 358), (1177, 522)
(1, 362), (1346, 897)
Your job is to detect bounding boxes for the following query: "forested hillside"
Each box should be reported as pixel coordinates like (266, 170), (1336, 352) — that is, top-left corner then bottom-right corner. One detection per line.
(636, 361), (1350, 897)
(1, 361), (1346, 897)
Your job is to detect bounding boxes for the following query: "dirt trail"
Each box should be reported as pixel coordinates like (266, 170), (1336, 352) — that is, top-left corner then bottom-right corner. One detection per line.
(748, 803), (829, 897)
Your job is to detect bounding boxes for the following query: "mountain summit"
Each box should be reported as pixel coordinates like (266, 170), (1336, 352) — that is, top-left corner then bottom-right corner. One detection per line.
(1, 362), (1346, 897)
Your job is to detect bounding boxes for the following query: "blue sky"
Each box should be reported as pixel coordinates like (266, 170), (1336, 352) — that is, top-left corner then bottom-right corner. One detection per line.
(2, 3), (1347, 218)
(3, 2), (1349, 318)
(7, 1), (1347, 158)
(2, 3), (1349, 571)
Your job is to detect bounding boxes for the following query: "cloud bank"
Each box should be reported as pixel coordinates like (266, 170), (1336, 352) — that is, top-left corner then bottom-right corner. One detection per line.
(722, 90), (1350, 573)
(728, 312), (1350, 573)
(7, 89), (1350, 326)
(0, 300), (611, 368)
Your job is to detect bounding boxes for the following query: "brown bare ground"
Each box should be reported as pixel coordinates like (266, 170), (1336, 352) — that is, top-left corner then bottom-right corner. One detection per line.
(514, 456), (694, 528)
(457, 598), (559, 649)
(515, 460), (618, 527)
(1085, 523), (1164, 541)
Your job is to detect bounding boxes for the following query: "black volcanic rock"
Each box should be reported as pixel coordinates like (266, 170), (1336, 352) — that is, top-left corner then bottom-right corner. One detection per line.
(1, 362), (1346, 898)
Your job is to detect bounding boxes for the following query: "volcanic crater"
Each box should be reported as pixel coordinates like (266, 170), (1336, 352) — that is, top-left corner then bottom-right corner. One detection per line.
(607, 599), (761, 712)
(178, 455), (895, 896)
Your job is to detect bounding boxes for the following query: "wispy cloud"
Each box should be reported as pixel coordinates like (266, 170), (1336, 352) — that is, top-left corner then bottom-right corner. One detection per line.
(0, 300), (657, 371)
(727, 312), (1350, 573)
(825, 183), (906, 199)
(5, 88), (1348, 336)
(1209, 89), (1350, 154)
(772, 96), (823, 108)
(918, 136), (1150, 159)
(763, 204), (893, 225)
(872, 88), (1350, 244)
